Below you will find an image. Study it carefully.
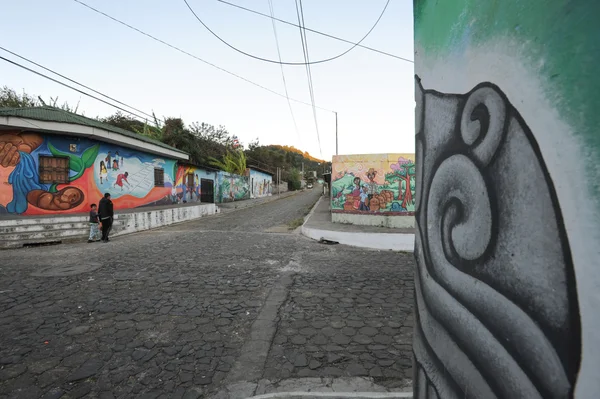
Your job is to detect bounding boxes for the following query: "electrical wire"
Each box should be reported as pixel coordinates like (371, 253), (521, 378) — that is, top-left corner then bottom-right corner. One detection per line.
(266, 0), (302, 148)
(217, 0), (413, 63)
(72, 0), (335, 113)
(0, 46), (156, 121)
(183, 0), (392, 66)
(0, 55), (152, 122)
(294, 0), (322, 157)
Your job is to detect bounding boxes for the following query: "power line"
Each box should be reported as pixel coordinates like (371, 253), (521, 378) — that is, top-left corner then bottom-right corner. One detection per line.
(217, 0), (413, 64)
(183, 0), (392, 66)
(72, 0), (334, 113)
(0, 55), (152, 122)
(0, 46), (156, 121)
(266, 0), (302, 148)
(295, 0), (322, 157)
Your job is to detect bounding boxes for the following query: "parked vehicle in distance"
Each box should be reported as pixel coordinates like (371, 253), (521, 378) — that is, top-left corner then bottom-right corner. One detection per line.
(307, 183), (313, 189)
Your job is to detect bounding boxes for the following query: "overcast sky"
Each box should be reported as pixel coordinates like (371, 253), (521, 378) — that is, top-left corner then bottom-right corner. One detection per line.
(0, 0), (414, 160)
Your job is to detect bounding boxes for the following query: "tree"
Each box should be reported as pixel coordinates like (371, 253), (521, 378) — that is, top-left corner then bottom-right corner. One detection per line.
(101, 111), (145, 132)
(387, 157), (416, 209)
(0, 86), (39, 108)
(209, 150), (247, 175)
(288, 168), (302, 191)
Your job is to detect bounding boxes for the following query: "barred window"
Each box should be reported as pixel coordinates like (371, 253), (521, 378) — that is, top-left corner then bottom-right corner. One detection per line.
(154, 168), (165, 187)
(39, 156), (69, 184)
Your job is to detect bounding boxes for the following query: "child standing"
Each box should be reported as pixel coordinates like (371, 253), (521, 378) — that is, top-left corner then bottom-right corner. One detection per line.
(88, 204), (101, 243)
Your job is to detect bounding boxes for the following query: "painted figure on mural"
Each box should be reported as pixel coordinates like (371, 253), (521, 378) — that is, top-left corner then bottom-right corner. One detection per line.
(99, 161), (108, 184)
(114, 151), (120, 170)
(195, 174), (200, 198)
(359, 185), (370, 211)
(113, 172), (131, 191)
(105, 151), (112, 167)
(366, 168), (378, 196)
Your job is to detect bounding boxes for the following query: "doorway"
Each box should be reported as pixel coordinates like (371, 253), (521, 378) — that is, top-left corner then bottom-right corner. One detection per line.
(200, 179), (214, 203)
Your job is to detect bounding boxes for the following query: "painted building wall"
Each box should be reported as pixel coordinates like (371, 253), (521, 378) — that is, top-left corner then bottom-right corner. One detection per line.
(0, 131), (177, 216)
(414, 1), (600, 398)
(331, 154), (415, 215)
(174, 164), (217, 203)
(216, 171), (250, 203)
(248, 169), (272, 198)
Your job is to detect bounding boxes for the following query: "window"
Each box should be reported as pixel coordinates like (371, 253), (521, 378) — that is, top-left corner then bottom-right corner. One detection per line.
(154, 168), (164, 187)
(39, 156), (69, 184)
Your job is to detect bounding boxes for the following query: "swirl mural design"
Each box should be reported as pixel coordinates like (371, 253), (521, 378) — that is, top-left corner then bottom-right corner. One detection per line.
(413, 78), (581, 398)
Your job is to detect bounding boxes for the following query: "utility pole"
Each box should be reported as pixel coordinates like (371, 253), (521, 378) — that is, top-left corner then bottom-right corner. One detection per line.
(335, 111), (338, 156)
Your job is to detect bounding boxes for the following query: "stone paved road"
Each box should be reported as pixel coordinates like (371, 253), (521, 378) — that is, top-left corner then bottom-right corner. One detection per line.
(0, 190), (414, 398)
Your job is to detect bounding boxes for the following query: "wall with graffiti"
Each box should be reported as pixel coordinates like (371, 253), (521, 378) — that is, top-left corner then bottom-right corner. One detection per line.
(0, 131), (177, 215)
(331, 154), (415, 215)
(248, 169), (272, 199)
(413, 0), (600, 397)
(216, 172), (250, 203)
(173, 164), (217, 204)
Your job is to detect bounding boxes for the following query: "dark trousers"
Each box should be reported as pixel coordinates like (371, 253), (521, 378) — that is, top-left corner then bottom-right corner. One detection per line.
(101, 217), (113, 241)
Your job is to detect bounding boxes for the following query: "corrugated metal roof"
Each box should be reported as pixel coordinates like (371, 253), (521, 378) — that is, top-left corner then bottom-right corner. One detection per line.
(0, 106), (186, 154)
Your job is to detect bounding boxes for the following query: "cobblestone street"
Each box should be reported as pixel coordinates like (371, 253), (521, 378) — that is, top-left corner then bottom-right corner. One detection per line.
(0, 190), (415, 398)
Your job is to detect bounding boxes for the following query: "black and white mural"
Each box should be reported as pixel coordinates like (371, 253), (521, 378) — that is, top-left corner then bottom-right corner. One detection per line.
(413, 77), (581, 398)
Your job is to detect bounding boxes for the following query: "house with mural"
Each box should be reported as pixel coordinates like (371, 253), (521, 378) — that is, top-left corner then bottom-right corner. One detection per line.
(331, 153), (415, 228)
(0, 106), (189, 216)
(247, 166), (273, 199)
(173, 163), (219, 204)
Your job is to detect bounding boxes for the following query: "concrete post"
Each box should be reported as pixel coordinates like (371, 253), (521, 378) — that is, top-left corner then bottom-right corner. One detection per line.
(413, 1), (600, 398)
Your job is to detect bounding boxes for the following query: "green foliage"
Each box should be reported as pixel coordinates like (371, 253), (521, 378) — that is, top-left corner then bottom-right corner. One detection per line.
(0, 86), (38, 108)
(209, 150), (247, 175)
(288, 168), (302, 191)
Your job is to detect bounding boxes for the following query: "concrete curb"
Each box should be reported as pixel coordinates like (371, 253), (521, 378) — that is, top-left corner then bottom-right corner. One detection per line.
(301, 197), (415, 252)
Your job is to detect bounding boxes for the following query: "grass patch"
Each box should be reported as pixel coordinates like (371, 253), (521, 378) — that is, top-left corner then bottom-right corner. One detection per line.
(287, 217), (304, 230)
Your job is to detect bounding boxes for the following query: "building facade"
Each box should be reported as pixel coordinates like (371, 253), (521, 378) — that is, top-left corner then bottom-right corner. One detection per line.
(0, 107), (188, 216)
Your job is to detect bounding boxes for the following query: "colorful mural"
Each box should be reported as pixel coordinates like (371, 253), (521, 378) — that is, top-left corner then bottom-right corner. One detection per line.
(413, 0), (599, 397)
(173, 165), (217, 204)
(217, 172), (249, 203)
(249, 169), (272, 199)
(331, 153), (415, 214)
(0, 131), (177, 215)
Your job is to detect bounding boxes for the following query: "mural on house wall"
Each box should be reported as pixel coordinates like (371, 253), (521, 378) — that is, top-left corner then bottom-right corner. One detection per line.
(331, 153), (415, 214)
(217, 172), (249, 203)
(0, 131), (176, 215)
(412, 0), (600, 396)
(173, 165), (216, 204)
(249, 169), (272, 198)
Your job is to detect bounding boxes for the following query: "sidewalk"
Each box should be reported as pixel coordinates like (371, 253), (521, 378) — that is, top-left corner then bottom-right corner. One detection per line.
(301, 197), (415, 252)
(218, 191), (300, 213)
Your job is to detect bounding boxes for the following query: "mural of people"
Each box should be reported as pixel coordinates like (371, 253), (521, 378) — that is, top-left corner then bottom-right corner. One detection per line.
(359, 185), (370, 211)
(99, 161), (108, 184)
(331, 154), (415, 214)
(113, 172), (131, 191)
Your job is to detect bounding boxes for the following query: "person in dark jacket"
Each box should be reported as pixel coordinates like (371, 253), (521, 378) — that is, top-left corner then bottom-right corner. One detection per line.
(98, 193), (114, 242)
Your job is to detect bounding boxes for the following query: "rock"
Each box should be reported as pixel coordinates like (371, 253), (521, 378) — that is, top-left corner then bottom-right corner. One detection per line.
(309, 360), (322, 369)
(66, 326), (91, 336)
(294, 354), (308, 367)
(0, 364), (27, 381)
(67, 358), (104, 381)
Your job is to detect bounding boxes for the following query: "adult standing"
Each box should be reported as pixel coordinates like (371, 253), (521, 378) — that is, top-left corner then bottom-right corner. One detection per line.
(98, 193), (114, 242)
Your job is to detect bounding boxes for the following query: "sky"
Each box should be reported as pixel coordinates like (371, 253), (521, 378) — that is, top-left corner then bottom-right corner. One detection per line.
(0, 0), (415, 161)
